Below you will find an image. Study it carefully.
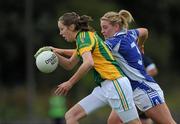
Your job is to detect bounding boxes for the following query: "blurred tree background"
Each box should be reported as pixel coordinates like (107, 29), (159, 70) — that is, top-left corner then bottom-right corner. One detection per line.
(0, 0), (180, 123)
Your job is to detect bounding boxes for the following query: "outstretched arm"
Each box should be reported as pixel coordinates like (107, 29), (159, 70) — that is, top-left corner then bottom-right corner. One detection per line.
(52, 48), (75, 57)
(55, 51), (79, 70)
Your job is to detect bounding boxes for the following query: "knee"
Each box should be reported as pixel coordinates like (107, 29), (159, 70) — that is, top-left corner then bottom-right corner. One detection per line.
(65, 111), (76, 122)
(64, 104), (87, 124)
(65, 108), (85, 123)
(107, 116), (114, 124)
(107, 114), (123, 124)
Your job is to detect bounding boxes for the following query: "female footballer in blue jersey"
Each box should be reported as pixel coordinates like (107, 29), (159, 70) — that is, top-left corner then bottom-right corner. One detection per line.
(35, 12), (141, 124)
(100, 10), (176, 124)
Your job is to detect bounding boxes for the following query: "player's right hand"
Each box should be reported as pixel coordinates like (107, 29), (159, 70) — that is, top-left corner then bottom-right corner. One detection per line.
(34, 46), (53, 59)
(54, 81), (73, 96)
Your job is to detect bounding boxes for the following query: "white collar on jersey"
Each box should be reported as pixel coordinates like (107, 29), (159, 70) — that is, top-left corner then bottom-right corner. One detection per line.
(113, 28), (127, 36)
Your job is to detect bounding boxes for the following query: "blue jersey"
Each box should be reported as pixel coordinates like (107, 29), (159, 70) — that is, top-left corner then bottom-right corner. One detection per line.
(105, 29), (155, 83)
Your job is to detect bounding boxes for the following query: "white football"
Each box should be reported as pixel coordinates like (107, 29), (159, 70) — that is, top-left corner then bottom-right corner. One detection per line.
(35, 51), (58, 73)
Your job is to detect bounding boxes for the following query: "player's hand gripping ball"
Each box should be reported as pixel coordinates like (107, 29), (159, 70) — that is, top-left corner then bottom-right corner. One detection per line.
(35, 51), (58, 73)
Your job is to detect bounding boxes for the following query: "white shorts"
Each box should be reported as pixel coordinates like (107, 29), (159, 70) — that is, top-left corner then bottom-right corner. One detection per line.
(78, 77), (139, 123)
(131, 80), (165, 112)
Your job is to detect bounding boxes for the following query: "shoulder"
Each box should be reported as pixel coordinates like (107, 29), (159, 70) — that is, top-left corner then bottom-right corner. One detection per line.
(76, 31), (91, 39)
(76, 31), (97, 54)
(76, 31), (93, 44)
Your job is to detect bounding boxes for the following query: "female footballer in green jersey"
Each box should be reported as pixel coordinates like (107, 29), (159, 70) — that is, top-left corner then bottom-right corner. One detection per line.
(47, 12), (141, 124)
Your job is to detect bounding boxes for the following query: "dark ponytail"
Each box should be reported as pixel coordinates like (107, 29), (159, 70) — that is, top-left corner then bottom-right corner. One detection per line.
(59, 12), (94, 32)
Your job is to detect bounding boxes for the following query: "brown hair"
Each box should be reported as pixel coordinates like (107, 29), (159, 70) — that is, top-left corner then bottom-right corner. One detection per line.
(59, 12), (94, 31)
(100, 10), (134, 29)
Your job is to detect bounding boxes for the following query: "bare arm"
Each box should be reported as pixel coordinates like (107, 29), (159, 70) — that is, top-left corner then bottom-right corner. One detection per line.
(52, 48), (75, 57)
(55, 51), (94, 95)
(68, 52), (94, 86)
(55, 51), (79, 70)
(137, 28), (148, 53)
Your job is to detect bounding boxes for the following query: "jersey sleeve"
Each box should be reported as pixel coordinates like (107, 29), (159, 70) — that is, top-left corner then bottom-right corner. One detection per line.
(128, 29), (139, 43)
(134, 29), (139, 37)
(76, 32), (95, 56)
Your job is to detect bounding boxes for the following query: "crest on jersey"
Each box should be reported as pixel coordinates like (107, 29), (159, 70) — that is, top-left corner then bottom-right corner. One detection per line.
(80, 32), (86, 43)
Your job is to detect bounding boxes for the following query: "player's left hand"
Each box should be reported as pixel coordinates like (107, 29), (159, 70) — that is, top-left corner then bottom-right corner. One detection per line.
(34, 46), (53, 59)
(54, 81), (73, 96)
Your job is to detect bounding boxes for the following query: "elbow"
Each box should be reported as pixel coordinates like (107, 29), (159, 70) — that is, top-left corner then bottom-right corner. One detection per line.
(61, 60), (75, 70)
(65, 62), (75, 70)
(139, 28), (148, 38)
(65, 66), (73, 70)
(60, 64), (72, 70)
(86, 60), (94, 70)
(143, 28), (148, 33)
(139, 28), (149, 42)
(67, 65), (76, 70)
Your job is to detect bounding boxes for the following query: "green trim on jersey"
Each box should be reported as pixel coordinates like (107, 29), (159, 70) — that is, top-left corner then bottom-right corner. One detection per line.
(76, 31), (124, 85)
(76, 32), (95, 52)
(94, 33), (125, 76)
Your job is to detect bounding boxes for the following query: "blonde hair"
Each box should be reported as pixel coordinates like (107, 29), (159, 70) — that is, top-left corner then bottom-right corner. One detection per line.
(101, 9), (134, 29)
